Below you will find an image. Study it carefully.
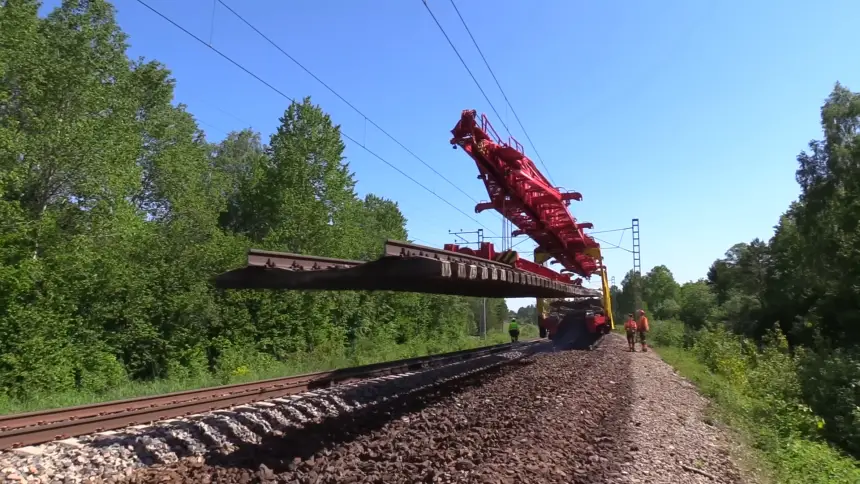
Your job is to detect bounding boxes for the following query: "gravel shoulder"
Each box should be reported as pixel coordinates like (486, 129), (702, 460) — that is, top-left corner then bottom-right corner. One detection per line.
(615, 335), (754, 484)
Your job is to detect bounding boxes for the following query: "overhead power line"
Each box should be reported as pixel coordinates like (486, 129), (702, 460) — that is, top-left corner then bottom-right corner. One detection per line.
(420, 0), (512, 139)
(586, 227), (628, 235)
(593, 236), (633, 253)
(511, 236), (533, 249)
(445, 0), (556, 185)
(215, 0), (487, 210)
(134, 0), (499, 236)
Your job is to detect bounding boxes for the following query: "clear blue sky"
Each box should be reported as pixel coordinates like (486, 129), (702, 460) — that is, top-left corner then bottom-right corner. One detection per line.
(43, 0), (860, 310)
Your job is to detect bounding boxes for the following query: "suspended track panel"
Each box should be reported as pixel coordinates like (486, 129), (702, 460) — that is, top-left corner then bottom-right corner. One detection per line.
(215, 242), (602, 299)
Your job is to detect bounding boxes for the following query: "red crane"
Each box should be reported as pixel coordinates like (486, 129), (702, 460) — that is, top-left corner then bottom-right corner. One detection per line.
(448, 109), (601, 279)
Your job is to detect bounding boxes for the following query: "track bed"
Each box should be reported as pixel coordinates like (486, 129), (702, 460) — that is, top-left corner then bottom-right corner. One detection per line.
(126, 338), (634, 483)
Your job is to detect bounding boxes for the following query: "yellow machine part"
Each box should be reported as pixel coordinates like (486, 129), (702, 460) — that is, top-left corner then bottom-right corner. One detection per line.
(534, 250), (553, 325)
(534, 248), (615, 330)
(599, 262), (615, 330)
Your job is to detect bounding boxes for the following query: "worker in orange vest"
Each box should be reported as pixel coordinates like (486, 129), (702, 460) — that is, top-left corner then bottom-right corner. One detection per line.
(637, 309), (649, 352)
(623, 314), (638, 352)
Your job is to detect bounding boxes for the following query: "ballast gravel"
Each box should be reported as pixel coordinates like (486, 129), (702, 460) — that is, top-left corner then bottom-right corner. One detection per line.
(0, 349), (526, 483)
(1, 337), (754, 483)
(126, 335), (751, 484)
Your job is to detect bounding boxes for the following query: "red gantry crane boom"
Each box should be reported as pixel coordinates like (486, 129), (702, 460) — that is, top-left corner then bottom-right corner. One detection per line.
(447, 110), (616, 343)
(448, 110), (601, 278)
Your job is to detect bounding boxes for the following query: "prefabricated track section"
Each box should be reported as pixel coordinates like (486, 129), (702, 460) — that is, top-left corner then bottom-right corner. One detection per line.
(215, 240), (601, 299)
(0, 340), (541, 450)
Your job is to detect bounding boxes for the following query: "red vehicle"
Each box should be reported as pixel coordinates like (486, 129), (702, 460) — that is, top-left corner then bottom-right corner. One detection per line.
(538, 298), (610, 350)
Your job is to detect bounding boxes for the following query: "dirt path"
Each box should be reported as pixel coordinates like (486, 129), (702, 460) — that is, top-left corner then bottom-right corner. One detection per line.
(613, 335), (753, 483)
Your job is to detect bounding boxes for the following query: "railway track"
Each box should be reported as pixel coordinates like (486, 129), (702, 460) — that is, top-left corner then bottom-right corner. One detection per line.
(0, 339), (542, 451)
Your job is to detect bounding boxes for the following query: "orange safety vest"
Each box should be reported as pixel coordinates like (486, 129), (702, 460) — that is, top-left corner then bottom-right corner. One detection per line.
(624, 320), (637, 332)
(638, 316), (649, 332)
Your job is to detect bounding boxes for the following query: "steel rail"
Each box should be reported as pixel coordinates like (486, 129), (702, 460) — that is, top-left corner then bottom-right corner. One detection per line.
(0, 339), (541, 450)
(384, 240), (512, 270)
(247, 249), (361, 271)
(217, 243), (587, 298)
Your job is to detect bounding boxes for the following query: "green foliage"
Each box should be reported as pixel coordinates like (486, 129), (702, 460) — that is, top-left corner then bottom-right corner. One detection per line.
(510, 303), (537, 324)
(630, 81), (860, 467)
(614, 270), (645, 317)
(655, 328), (860, 484)
(796, 346), (860, 456)
(692, 324), (750, 388)
(642, 265), (680, 320)
(678, 280), (716, 329)
(0, 0), (499, 407)
(607, 82), (860, 479)
(467, 298), (510, 334)
(649, 319), (686, 348)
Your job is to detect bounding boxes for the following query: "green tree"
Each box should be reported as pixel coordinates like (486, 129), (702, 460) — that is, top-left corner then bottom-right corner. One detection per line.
(358, 194), (407, 259)
(642, 265), (680, 320)
(615, 270), (645, 318)
(212, 129), (269, 235)
(0, 0), (490, 400)
(788, 84), (860, 345)
(677, 280), (716, 329)
(514, 304), (537, 324)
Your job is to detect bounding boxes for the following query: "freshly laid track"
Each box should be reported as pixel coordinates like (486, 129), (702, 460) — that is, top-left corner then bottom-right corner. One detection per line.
(0, 339), (541, 450)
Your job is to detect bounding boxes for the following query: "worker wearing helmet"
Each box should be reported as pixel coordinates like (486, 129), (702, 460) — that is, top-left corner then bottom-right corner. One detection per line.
(508, 318), (520, 343)
(624, 314), (638, 352)
(637, 309), (649, 352)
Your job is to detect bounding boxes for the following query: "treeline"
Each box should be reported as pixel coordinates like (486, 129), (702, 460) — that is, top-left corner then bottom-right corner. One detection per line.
(510, 304), (537, 323)
(0, 0), (507, 401)
(610, 84), (860, 466)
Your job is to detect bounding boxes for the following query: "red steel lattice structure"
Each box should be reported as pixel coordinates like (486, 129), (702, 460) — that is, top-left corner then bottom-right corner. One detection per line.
(449, 109), (600, 279)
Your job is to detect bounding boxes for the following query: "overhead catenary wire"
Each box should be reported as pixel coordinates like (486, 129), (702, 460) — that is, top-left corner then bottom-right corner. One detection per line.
(511, 236), (533, 250)
(134, 0), (499, 236)
(593, 236), (633, 253)
(445, 0), (556, 186)
(215, 0), (488, 210)
(420, 0), (513, 139)
(586, 227), (628, 235)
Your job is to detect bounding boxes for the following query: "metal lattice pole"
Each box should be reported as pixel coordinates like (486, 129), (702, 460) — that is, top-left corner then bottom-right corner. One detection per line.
(632, 218), (641, 276)
(631, 218), (643, 309)
(447, 227), (487, 337)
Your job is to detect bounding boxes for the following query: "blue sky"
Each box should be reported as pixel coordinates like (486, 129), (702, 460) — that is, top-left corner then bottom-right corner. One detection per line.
(43, 0), (860, 310)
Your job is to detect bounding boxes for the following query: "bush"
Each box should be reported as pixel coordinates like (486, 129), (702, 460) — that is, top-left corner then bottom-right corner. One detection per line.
(655, 323), (860, 483)
(649, 319), (686, 348)
(746, 327), (823, 443)
(796, 347), (860, 456)
(212, 340), (278, 384)
(77, 351), (129, 394)
(692, 324), (750, 388)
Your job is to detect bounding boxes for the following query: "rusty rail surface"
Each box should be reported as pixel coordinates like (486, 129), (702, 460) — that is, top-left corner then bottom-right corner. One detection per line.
(0, 339), (541, 450)
(247, 249), (362, 271)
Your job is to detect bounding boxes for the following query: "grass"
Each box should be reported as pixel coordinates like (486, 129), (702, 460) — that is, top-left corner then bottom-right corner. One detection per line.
(654, 344), (860, 484)
(0, 324), (536, 415)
